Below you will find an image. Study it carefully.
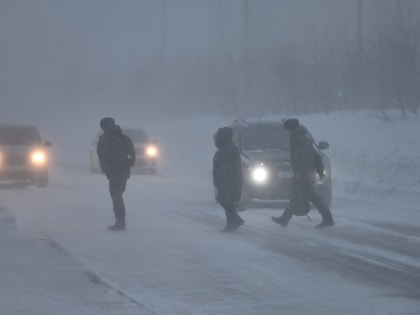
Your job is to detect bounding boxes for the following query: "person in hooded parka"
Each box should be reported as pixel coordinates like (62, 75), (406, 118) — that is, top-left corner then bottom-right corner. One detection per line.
(212, 127), (245, 232)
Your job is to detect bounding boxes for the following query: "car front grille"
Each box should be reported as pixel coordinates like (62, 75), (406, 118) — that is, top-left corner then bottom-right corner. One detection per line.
(5, 155), (27, 165)
(271, 161), (291, 172)
(135, 148), (145, 155)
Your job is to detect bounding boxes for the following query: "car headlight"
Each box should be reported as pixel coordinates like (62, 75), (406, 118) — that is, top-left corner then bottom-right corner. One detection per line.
(250, 164), (269, 184)
(145, 145), (158, 158)
(31, 150), (47, 166)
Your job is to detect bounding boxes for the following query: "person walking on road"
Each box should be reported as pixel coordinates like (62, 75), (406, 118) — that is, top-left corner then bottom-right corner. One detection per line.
(97, 117), (136, 231)
(271, 118), (334, 229)
(213, 127), (245, 232)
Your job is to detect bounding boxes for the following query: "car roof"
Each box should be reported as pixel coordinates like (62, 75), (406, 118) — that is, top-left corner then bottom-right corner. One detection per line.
(231, 119), (285, 128)
(96, 128), (146, 135)
(231, 119), (309, 129)
(0, 124), (39, 130)
(0, 124), (42, 144)
(95, 128), (148, 142)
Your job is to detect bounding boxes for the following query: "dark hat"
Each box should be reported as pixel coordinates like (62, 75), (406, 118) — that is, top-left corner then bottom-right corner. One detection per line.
(283, 118), (299, 131)
(214, 127), (233, 149)
(100, 117), (115, 130)
(217, 127), (233, 140)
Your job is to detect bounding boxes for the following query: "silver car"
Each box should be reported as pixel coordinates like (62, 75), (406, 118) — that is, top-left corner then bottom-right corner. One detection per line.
(0, 125), (52, 187)
(90, 128), (158, 174)
(230, 119), (332, 208)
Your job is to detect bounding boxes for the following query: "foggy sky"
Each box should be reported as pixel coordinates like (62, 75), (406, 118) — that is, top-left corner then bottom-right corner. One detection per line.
(0, 0), (358, 119)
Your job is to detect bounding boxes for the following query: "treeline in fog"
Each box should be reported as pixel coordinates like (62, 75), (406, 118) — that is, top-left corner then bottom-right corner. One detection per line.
(139, 0), (420, 118)
(1, 0), (419, 119)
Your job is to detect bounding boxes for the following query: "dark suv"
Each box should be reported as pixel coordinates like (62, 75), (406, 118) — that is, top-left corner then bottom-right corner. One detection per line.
(230, 119), (332, 207)
(0, 125), (52, 187)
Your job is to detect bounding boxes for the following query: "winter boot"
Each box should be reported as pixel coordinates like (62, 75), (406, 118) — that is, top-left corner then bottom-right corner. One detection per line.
(271, 216), (289, 227)
(108, 223), (125, 231)
(108, 217), (126, 231)
(316, 210), (334, 229)
(230, 216), (245, 231)
(316, 219), (334, 229)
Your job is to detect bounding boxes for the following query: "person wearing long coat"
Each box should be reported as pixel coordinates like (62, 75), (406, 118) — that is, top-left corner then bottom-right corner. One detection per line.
(272, 119), (334, 228)
(213, 127), (245, 232)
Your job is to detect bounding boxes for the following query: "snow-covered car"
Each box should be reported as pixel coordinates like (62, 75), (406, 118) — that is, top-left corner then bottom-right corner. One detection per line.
(90, 128), (158, 174)
(230, 119), (332, 207)
(0, 124), (52, 187)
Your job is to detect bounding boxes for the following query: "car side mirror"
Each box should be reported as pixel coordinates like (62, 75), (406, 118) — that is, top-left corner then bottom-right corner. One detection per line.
(44, 141), (52, 147)
(318, 141), (329, 150)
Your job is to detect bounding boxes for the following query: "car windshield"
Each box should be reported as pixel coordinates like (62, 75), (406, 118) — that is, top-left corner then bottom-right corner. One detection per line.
(243, 125), (289, 151)
(123, 129), (148, 143)
(96, 129), (149, 143)
(0, 127), (42, 145)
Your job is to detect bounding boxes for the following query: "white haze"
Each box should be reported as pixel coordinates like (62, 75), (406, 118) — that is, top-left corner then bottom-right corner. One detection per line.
(1, 1), (420, 314)
(1, 110), (420, 315)
(1, 0), (358, 119)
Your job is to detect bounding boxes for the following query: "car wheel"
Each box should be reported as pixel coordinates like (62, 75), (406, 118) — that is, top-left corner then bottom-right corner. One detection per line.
(35, 171), (49, 188)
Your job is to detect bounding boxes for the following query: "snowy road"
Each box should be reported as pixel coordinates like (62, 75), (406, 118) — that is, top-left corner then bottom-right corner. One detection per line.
(1, 164), (420, 315)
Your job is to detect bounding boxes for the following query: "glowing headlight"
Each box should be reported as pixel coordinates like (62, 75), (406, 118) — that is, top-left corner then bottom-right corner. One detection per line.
(145, 145), (158, 158)
(31, 151), (47, 165)
(251, 165), (269, 184)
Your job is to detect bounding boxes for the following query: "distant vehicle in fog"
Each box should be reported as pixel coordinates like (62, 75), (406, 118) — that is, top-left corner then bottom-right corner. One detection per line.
(90, 128), (158, 174)
(229, 119), (332, 208)
(0, 124), (52, 187)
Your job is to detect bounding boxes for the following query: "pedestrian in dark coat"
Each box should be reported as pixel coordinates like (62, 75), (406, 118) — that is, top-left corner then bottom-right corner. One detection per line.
(213, 127), (245, 232)
(97, 117), (136, 231)
(272, 118), (334, 228)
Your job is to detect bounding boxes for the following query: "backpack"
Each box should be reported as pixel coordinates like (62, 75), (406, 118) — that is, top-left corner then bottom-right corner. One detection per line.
(110, 133), (133, 168)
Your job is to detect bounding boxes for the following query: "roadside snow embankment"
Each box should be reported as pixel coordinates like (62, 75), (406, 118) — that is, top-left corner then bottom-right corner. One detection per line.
(301, 111), (420, 203)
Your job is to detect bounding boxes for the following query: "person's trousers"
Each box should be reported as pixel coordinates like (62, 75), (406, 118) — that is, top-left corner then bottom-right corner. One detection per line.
(109, 178), (127, 226)
(307, 186), (333, 221)
(282, 182), (332, 222)
(219, 200), (241, 226)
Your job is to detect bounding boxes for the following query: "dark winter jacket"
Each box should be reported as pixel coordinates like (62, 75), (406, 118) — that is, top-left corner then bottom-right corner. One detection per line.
(97, 125), (136, 180)
(212, 127), (243, 204)
(289, 126), (317, 183)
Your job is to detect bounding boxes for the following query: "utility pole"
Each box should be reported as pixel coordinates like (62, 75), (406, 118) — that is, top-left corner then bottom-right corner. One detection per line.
(357, 0), (364, 55)
(242, 0), (251, 115)
(160, 0), (166, 67)
(356, 0), (364, 109)
(159, 0), (167, 108)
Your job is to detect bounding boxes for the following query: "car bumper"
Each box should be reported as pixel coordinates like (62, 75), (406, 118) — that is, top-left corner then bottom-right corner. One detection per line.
(0, 166), (47, 180)
(244, 176), (330, 202)
(244, 176), (292, 201)
(90, 156), (157, 174)
(131, 157), (157, 173)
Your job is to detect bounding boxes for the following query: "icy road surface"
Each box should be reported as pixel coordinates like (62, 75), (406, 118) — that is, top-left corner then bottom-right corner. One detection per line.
(1, 164), (420, 315)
